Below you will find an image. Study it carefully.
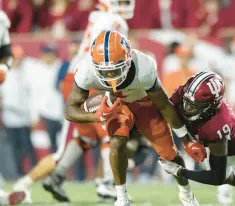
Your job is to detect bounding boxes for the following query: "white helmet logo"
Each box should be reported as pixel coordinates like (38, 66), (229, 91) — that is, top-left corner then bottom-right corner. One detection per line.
(207, 79), (221, 98)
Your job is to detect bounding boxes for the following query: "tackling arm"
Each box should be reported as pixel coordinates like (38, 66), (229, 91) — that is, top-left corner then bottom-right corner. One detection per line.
(178, 139), (228, 185)
(147, 79), (206, 162)
(147, 79), (189, 143)
(64, 84), (98, 123)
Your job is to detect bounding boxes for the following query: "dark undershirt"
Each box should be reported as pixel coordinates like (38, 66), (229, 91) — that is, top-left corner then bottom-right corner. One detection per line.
(179, 154), (227, 186)
(0, 44), (12, 59)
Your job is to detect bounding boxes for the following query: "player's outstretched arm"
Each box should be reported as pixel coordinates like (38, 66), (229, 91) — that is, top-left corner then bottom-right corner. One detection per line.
(147, 80), (189, 141)
(64, 84), (98, 123)
(147, 79), (206, 163)
(178, 139), (228, 185)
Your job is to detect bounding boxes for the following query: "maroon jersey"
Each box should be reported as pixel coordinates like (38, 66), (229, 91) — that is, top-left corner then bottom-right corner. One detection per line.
(171, 86), (235, 155)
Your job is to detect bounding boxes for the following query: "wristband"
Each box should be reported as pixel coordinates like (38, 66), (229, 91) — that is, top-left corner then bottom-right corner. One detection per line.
(172, 125), (187, 138)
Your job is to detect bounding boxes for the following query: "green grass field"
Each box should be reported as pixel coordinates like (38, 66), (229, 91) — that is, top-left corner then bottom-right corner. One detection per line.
(4, 181), (228, 206)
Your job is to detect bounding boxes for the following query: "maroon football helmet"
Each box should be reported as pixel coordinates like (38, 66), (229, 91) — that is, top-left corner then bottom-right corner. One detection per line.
(182, 71), (225, 121)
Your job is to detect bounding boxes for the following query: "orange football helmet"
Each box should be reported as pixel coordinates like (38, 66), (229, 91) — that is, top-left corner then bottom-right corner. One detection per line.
(91, 31), (131, 92)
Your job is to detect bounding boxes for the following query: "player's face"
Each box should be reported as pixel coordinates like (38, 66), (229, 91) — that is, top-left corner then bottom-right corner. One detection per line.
(98, 69), (122, 79)
(183, 99), (198, 117)
(93, 59), (131, 92)
(183, 98), (210, 120)
(98, 69), (122, 88)
(93, 59), (130, 81)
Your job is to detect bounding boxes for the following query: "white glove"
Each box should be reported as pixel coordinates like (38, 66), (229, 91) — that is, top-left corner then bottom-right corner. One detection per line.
(158, 158), (182, 176)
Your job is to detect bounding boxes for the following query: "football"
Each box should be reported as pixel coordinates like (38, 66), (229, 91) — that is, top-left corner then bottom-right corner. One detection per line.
(83, 91), (117, 113)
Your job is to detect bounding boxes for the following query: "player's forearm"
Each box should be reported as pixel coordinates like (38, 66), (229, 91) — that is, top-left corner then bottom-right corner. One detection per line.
(178, 155), (227, 186)
(179, 169), (225, 186)
(147, 84), (183, 128)
(64, 105), (98, 123)
(160, 103), (184, 129)
(148, 87), (187, 138)
(159, 102), (190, 141)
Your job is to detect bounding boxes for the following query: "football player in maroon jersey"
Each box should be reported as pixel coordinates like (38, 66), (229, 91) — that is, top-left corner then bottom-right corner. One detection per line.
(159, 71), (235, 187)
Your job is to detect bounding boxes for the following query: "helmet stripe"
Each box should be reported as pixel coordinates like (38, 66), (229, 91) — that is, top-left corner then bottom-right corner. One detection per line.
(104, 31), (111, 62)
(187, 71), (215, 98)
(188, 71), (206, 90)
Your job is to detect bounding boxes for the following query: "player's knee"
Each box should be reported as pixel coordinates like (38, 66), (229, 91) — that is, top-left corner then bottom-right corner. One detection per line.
(107, 117), (133, 137)
(159, 147), (177, 161)
(106, 105), (134, 137)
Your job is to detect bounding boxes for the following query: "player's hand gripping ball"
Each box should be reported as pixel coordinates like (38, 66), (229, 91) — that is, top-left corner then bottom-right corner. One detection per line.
(83, 91), (121, 122)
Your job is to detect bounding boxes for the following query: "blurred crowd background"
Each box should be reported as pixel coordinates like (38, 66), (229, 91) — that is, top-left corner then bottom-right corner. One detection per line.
(1, 0), (235, 184)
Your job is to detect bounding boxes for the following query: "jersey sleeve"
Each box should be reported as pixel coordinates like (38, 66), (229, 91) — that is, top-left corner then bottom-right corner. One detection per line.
(73, 59), (90, 91)
(136, 50), (158, 91)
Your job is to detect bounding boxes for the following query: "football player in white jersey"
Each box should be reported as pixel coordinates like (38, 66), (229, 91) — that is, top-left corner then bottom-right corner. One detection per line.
(41, 0), (134, 201)
(0, 10), (30, 205)
(64, 31), (206, 206)
(13, 0), (134, 202)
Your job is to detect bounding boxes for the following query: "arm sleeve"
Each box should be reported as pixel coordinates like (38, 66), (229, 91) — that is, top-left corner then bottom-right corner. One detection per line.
(145, 77), (162, 92)
(73, 63), (90, 91)
(180, 154), (227, 185)
(138, 52), (158, 91)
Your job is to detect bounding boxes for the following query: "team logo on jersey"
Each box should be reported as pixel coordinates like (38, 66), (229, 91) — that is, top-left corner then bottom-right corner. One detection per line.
(207, 78), (221, 98)
(120, 37), (130, 53)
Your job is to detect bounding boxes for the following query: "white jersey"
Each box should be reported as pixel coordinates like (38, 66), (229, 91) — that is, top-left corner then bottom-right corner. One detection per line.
(74, 49), (158, 103)
(68, 10), (129, 73)
(0, 10), (11, 49)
